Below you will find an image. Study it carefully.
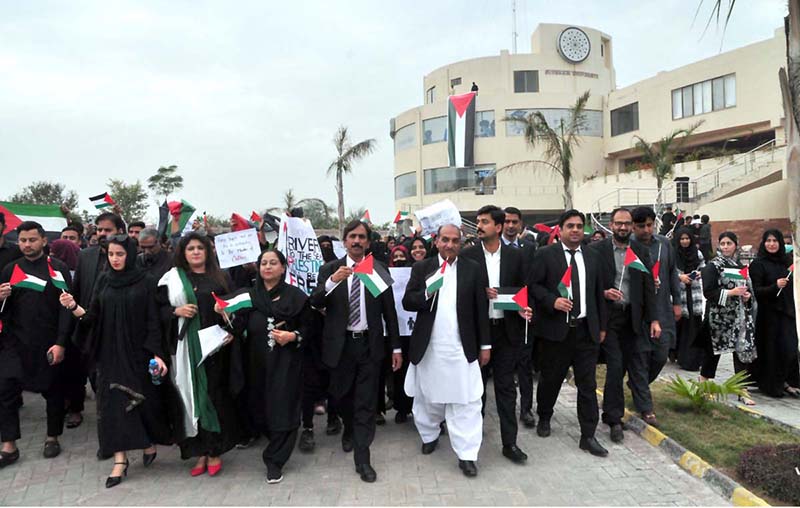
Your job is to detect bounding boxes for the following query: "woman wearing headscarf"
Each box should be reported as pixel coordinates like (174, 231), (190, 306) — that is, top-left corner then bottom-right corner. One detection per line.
(49, 239), (80, 276)
(698, 231), (757, 404)
(59, 235), (171, 488)
(749, 229), (798, 398)
(158, 232), (241, 477)
(672, 227), (706, 371)
(408, 236), (430, 263)
(386, 244), (415, 423)
(222, 249), (310, 484)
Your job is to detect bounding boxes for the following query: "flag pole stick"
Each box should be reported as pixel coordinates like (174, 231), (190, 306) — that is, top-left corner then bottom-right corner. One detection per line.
(777, 269), (793, 296)
(222, 310), (233, 329)
(524, 318), (528, 346)
(618, 264), (626, 291)
(0, 296), (6, 314)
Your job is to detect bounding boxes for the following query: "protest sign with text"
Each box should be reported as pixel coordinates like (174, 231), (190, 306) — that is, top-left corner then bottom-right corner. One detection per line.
(277, 215), (324, 295)
(214, 228), (261, 269)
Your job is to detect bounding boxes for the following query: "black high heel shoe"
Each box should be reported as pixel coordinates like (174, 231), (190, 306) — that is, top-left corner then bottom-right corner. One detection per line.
(106, 460), (129, 489)
(143, 450), (157, 467)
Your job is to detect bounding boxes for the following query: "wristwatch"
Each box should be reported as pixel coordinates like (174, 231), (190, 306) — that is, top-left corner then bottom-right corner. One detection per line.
(293, 330), (302, 344)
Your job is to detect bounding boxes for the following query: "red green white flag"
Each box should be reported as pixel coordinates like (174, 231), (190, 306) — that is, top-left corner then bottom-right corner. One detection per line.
(624, 247), (649, 273)
(89, 192), (115, 210)
(47, 257), (68, 291)
(393, 211), (410, 223)
(426, 261), (447, 296)
(447, 92), (476, 167)
(558, 265), (572, 299)
(493, 286), (528, 311)
(723, 266), (749, 281)
(10, 264), (47, 292)
(168, 200), (196, 231)
(212, 290), (253, 313)
(353, 254), (393, 298)
(361, 210), (372, 224)
(0, 201), (68, 235)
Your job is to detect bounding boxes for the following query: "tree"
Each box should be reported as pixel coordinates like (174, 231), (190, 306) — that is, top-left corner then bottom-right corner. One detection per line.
(9, 181), (79, 209)
(502, 91), (590, 208)
(107, 179), (149, 223)
(147, 165), (183, 204)
(633, 121), (703, 208)
(303, 200), (339, 230)
(326, 126), (376, 236)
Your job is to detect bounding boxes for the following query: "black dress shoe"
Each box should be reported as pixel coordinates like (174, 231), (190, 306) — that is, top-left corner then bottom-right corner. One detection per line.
(376, 413), (386, 426)
(355, 463), (377, 483)
(536, 419), (551, 438)
(421, 438), (438, 455)
(105, 460), (129, 489)
(0, 449), (20, 468)
(298, 429), (315, 452)
(609, 424), (624, 443)
(43, 440), (60, 459)
(143, 450), (157, 467)
(458, 460), (478, 477)
(520, 410), (537, 428)
(341, 435), (354, 453)
(395, 412), (408, 424)
(326, 417), (342, 436)
(65, 412), (83, 429)
(579, 436), (609, 457)
(440, 422), (447, 435)
(502, 445), (528, 463)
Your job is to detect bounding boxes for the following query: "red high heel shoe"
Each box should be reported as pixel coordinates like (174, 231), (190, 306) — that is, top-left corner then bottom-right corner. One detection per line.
(207, 459), (222, 476)
(190, 461), (207, 477)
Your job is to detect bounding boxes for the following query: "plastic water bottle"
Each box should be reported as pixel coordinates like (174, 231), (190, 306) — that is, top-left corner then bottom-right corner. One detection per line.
(149, 359), (162, 385)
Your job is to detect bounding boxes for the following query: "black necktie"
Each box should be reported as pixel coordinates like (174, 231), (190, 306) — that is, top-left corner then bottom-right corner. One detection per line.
(568, 249), (581, 318)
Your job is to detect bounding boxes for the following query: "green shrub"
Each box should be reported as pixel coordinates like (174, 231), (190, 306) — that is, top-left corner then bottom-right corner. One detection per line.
(738, 444), (800, 505)
(666, 371), (752, 410)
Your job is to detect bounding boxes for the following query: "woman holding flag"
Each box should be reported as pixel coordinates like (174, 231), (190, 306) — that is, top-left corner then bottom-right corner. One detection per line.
(158, 232), (241, 477)
(59, 235), (171, 488)
(749, 229), (799, 398)
(698, 232), (757, 404)
(217, 249), (311, 484)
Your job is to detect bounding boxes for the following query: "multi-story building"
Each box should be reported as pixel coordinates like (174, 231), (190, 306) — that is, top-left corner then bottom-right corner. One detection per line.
(391, 23), (789, 245)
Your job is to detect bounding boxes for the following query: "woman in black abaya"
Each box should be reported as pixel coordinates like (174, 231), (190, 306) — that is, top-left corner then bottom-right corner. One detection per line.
(672, 227), (706, 371)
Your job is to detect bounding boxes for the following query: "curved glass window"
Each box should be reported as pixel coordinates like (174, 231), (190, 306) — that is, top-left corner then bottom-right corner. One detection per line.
(394, 172), (417, 199)
(476, 110), (495, 138)
(423, 165), (496, 195)
(394, 123), (416, 153)
(422, 116), (448, 145)
(505, 108), (603, 137)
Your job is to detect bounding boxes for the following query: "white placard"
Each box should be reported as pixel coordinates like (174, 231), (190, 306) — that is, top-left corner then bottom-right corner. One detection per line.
(214, 228), (261, 269)
(198, 325), (229, 366)
(332, 240), (346, 259)
(414, 199), (462, 236)
(276, 215), (324, 295)
(389, 267), (417, 336)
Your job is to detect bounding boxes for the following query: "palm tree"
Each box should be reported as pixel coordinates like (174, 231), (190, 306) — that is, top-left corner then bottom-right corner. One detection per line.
(326, 126), (376, 236)
(633, 121), (703, 208)
(268, 189), (332, 219)
(502, 90), (591, 208)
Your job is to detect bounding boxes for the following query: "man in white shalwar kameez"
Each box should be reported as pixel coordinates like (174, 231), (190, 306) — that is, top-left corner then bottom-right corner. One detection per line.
(402, 224), (491, 477)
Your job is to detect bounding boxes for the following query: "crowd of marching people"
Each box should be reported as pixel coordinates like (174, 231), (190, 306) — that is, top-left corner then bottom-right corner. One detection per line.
(0, 202), (795, 488)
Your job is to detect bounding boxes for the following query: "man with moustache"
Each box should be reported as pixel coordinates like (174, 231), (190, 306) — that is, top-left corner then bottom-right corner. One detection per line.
(403, 224), (491, 477)
(310, 220), (402, 483)
(59, 226), (82, 248)
(135, 228), (173, 280)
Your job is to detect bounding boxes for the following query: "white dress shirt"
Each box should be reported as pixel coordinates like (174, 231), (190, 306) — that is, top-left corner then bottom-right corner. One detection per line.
(561, 243), (587, 319)
(324, 256), (367, 332)
(482, 243), (503, 319)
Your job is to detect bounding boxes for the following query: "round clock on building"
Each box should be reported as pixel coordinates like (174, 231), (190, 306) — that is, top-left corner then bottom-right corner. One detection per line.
(558, 27), (591, 64)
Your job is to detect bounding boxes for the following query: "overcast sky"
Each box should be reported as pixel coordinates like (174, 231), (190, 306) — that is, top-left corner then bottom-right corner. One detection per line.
(0, 0), (787, 224)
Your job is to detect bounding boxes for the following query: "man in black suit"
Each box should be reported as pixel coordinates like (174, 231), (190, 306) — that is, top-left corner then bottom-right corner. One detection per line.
(309, 220), (401, 483)
(403, 224), (490, 477)
(588, 207), (659, 440)
(527, 210), (609, 457)
(462, 206), (532, 464)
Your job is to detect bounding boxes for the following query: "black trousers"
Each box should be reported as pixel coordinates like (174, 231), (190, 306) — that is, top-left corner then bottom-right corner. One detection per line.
(602, 307), (644, 424)
(62, 342), (86, 414)
(262, 428), (298, 470)
(301, 355), (338, 429)
(517, 338), (535, 413)
(700, 336), (750, 380)
(392, 336), (413, 416)
(330, 335), (378, 466)
(487, 321), (520, 446)
(0, 377), (65, 442)
(536, 321), (599, 438)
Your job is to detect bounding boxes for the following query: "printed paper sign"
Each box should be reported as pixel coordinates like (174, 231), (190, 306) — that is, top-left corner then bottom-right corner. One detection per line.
(414, 199), (462, 236)
(214, 228), (261, 269)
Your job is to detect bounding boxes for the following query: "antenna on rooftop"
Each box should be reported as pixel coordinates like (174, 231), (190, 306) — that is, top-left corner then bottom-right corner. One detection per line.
(511, 0), (518, 54)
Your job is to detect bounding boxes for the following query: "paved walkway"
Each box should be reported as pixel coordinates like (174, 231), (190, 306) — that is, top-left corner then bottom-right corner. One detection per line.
(0, 382), (728, 506)
(661, 352), (800, 431)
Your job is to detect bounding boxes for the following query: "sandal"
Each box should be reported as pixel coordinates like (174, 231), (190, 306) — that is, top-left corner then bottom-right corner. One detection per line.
(65, 413), (83, 429)
(784, 386), (800, 398)
(738, 394), (756, 406)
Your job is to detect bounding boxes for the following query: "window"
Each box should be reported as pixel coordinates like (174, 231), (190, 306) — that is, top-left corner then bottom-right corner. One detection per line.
(671, 73), (736, 119)
(424, 165), (496, 194)
(513, 70), (539, 93)
(426, 86), (435, 104)
(610, 102), (639, 136)
(450, 77), (462, 87)
(475, 110), (495, 137)
(422, 116), (447, 145)
(505, 108), (603, 137)
(394, 123), (416, 153)
(394, 172), (417, 199)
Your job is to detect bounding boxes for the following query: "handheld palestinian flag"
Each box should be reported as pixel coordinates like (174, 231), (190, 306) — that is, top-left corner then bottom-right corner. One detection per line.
(558, 265), (573, 299)
(47, 257), (68, 291)
(10, 264), (47, 292)
(393, 211), (410, 223)
(353, 254), (393, 298)
(168, 200), (196, 231)
(212, 290), (252, 313)
(361, 210), (372, 224)
(425, 261), (447, 296)
(89, 192), (115, 210)
(789, 264), (795, 278)
(624, 247), (649, 273)
(493, 287), (528, 311)
(0, 201), (68, 235)
(230, 213), (253, 232)
(652, 260), (661, 284)
(250, 211), (261, 223)
(722, 266), (749, 281)
(447, 91), (476, 167)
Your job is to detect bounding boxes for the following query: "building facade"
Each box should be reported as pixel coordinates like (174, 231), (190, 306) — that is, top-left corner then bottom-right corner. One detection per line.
(391, 23), (789, 243)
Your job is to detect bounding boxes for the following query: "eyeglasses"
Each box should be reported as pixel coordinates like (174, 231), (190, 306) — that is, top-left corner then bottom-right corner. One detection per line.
(612, 221), (632, 227)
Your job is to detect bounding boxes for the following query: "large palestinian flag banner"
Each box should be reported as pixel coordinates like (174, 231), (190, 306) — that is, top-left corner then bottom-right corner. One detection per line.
(447, 92), (476, 168)
(0, 201), (68, 235)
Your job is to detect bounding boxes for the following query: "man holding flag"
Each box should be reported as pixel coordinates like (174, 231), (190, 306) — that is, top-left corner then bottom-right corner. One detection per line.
(309, 220), (401, 483)
(528, 210), (608, 457)
(462, 205), (533, 464)
(0, 221), (73, 467)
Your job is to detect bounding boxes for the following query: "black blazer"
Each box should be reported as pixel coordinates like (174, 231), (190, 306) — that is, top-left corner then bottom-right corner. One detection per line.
(309, 257), (400, 369)
(402, 256), (490, 365)
(588, 238), (657, 328)
(461, 243), (528, 345)
(527, 242), (608, 343)
(72, 246), (104, 306)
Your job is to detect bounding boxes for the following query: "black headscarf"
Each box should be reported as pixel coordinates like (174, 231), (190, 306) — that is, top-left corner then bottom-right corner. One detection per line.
(106, 235), (147, 288)
(756, 228), (790, 266)
(673, 227), (701, 272)
(250, 250), (307, 323)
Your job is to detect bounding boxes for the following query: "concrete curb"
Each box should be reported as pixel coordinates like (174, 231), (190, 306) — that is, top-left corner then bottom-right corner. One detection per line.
(621, 410), (769, 506)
